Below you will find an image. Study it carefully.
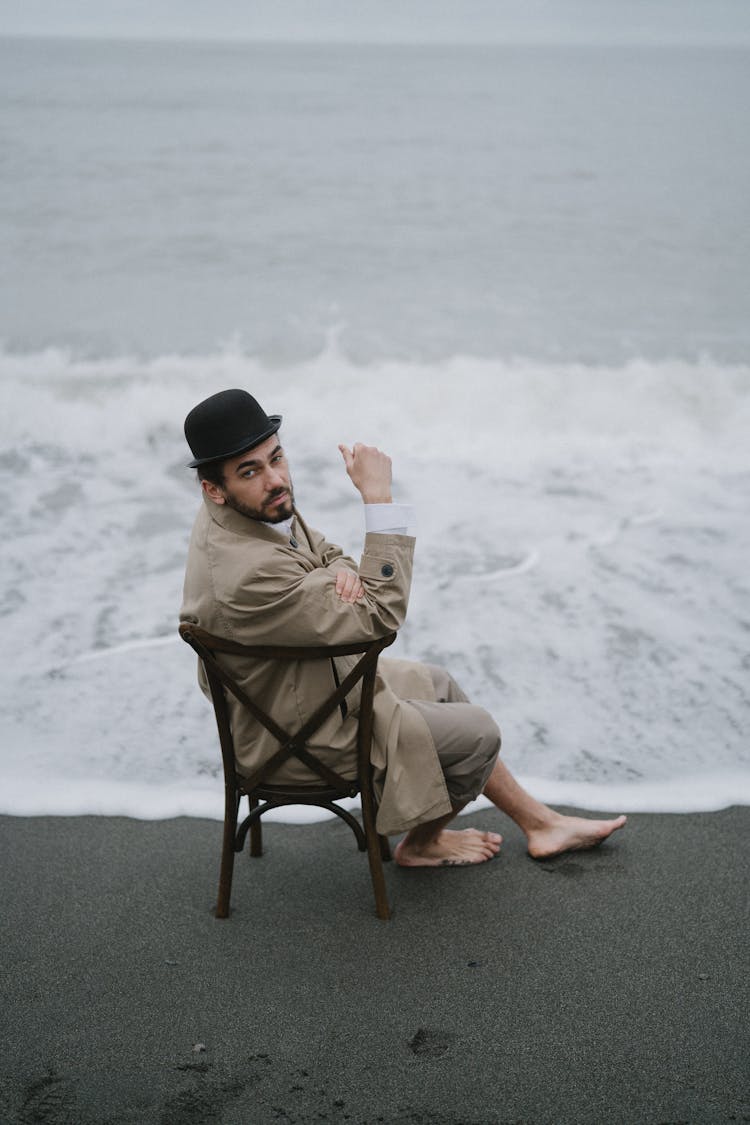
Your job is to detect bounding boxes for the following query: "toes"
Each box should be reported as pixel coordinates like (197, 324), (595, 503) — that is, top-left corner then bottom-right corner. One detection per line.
(464, 828), (502, 844)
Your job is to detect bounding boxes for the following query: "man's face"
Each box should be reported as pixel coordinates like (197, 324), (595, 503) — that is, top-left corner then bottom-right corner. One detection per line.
(202, 433), (294, 523)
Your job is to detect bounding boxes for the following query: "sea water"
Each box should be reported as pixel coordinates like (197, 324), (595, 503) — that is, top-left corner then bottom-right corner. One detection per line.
(1, 37), (748, 819)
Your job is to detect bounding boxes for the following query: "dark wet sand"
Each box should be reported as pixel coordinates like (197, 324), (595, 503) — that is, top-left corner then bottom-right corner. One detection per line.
(0, 807), (748, 1124)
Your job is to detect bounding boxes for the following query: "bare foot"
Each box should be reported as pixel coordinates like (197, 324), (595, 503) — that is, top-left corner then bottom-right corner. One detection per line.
(527, 813), (627, 860)
(394, 828), (502, 868)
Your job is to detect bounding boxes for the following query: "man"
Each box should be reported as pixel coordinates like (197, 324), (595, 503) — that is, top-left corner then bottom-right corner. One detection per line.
(180, 389), (625, 866)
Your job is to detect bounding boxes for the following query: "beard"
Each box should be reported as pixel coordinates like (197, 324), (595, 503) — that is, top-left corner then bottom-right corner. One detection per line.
(222, 484), (295, 524)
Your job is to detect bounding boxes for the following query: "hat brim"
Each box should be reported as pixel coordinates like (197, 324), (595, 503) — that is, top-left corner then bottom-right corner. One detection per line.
(187, 415), (283, 468)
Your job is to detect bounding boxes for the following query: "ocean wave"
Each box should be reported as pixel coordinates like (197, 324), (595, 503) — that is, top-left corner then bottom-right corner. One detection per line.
(2, 340), (748, 454)
(1, 342), (748, 817)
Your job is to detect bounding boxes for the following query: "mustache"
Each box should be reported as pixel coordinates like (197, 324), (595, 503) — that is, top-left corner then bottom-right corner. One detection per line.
(265, 487), (290, 503)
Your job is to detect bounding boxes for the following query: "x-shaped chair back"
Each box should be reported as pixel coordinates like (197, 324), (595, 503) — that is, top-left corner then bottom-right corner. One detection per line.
(179, 623), (397, 919)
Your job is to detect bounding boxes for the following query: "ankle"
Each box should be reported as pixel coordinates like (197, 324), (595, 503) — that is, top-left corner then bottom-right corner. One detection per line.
(522, 808), (562, 835)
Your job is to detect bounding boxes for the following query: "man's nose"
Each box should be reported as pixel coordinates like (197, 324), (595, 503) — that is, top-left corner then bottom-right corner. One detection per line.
(265, 466), (286, 488)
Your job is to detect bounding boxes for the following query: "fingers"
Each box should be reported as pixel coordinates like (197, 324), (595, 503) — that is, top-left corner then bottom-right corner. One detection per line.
(335, 567), (365, 603)
(338, 444), (354, 473)
(338, 442), (392, 503)
(339, 442), (388, 465)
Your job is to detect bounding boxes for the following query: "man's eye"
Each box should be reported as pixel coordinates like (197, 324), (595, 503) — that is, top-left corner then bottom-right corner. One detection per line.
(242, 469), (257, 478)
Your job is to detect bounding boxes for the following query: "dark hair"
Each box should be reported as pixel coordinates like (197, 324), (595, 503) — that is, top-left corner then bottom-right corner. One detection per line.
(196, 461), (225, 488)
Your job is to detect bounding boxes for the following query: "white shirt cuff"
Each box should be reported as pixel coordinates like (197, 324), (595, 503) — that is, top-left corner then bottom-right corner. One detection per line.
(364, 503), (415, 537)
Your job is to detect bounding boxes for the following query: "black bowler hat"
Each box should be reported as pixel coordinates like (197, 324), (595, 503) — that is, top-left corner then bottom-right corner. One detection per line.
(184, 389), (282, 468)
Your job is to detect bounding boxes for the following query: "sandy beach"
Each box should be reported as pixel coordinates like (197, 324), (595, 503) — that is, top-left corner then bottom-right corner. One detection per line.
(0, 806), (747, 1124)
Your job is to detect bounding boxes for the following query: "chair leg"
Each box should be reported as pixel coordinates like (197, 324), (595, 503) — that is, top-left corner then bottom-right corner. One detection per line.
(216, 791), (239, 919)
(360, 778), (391, 920)
(249, 796), (263, 857)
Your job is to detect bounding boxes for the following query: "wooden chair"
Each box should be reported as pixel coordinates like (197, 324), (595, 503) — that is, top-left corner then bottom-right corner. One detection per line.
(179, 623), (397, 920)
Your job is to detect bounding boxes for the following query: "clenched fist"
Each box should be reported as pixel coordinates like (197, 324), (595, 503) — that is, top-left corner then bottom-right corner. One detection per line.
(338, 442), (393, 505)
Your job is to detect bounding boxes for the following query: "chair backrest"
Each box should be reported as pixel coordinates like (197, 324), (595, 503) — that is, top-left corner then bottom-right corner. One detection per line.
(179, 624), (397, 794)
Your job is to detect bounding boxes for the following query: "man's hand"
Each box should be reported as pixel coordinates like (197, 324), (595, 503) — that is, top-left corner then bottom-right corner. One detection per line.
(335, 566), (365, 603)
(338, 442), (393, 504)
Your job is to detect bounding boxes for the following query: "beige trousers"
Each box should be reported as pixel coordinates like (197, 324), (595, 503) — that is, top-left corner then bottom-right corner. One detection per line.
(408, 664), (501, 808)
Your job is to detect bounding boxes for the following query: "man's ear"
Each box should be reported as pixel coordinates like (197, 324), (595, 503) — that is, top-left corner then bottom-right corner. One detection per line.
(201, 479), (226, 505)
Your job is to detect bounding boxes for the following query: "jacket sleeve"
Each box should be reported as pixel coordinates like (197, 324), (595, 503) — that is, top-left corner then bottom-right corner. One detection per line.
(213, 532), (415, 646)
(302, 523), (360, 573)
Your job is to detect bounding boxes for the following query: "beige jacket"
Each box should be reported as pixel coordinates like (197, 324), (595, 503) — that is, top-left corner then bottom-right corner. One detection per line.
(180, 496), (452, 834)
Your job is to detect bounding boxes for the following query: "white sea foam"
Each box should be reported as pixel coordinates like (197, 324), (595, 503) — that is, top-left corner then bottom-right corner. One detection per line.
(1, 344), (748, 820)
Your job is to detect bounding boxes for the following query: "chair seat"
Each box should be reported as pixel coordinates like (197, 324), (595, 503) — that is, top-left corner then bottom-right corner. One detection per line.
(243, 780), (360, 803)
